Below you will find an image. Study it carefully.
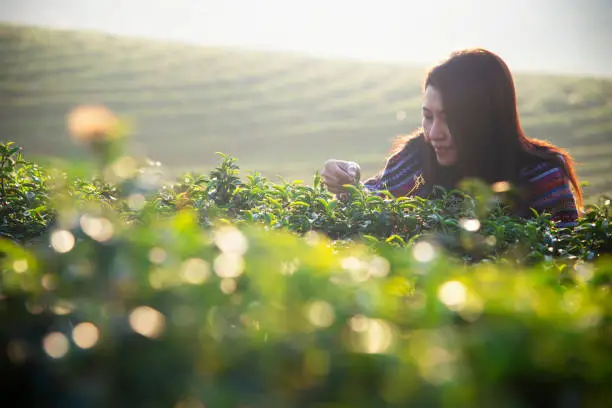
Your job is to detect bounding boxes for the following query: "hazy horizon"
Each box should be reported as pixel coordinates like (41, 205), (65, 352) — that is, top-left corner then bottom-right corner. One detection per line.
(1, 0), (611, 77)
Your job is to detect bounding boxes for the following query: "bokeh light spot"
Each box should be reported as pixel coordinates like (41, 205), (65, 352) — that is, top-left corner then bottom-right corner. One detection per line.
(51, 300), (75, 315)
(491, 181), (511, 193)
(368, 256), (390, 278)
(7, 340), (28, 364)
(13, 259), (28, 273)
(72, 322), (100, 349)
(43, 332), (69, 359)
(181, 258), (211, 284)
(51, 230), (75, 253)
(438, 281), (467, 310)
(129, 306), (166, 338)
(111, 156), (137, 179)
(214, 226), (248, 255)
(220, 278), (237, 294)
(412, 241), (435, 263)
(306, 300), (335, 328)
(80, 215), (114, 242)
(148, 247), (167, 264)
(460, 218), (481, 232)
(42, 274), (58, 291)
(67, 104), (118, 143)
(128, 193), (146, 210)
(350, 314), (370, 332)
(362, 319), (394, 354)
(174, 398), (205, 408)
(214, 253), (245, 278)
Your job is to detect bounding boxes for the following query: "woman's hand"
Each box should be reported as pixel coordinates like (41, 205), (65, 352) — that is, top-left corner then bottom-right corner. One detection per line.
(320, 159), (361, 195)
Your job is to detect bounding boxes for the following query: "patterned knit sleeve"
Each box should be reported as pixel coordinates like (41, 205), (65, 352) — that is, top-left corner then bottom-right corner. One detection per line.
(523, 161), (579, 228)
(362, 136), (425, 197)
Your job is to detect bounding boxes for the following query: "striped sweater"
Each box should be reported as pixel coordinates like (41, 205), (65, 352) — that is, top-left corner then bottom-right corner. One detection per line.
(362, 135), (579, 228)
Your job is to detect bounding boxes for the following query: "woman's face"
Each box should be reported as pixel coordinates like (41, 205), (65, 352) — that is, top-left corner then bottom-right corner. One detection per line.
(422, 86), (458, 166)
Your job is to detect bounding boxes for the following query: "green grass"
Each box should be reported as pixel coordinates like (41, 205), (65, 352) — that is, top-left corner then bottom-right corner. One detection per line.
(1, 23), (611, 200)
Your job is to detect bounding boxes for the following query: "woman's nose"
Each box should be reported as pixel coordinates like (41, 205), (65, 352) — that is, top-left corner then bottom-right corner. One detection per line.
(428, 122), (446, 142)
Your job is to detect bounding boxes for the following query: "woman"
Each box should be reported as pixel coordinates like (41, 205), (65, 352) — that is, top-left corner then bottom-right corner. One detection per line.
(321, 48), (582, 228)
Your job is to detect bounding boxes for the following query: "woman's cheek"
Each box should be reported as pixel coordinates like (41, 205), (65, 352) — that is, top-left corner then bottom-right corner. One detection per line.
(422, 122), (431, 141)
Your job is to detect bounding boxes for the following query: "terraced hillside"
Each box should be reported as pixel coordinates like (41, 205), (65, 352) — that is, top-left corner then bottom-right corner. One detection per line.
(1, 23), (611, 199)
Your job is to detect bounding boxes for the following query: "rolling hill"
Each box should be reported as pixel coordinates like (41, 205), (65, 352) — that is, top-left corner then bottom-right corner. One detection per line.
(1, 23), (611, 200)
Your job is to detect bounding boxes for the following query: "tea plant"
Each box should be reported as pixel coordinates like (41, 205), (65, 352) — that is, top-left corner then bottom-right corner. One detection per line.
(1, 139), (611, 408)
(0, 143), (52, 243)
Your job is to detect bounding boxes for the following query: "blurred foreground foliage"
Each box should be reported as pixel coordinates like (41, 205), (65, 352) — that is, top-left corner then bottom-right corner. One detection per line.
(1, 138), (611, 408)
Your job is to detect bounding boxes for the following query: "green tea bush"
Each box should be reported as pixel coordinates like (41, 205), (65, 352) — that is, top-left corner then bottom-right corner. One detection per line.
(1, 139), (611, 408)
(0, 143), (52, 243)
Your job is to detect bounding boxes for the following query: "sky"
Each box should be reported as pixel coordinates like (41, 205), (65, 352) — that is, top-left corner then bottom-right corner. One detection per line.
(1, 0), (611, 76)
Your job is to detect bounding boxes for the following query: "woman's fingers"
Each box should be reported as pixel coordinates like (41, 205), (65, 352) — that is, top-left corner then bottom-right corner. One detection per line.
(321, 159), (361, 195)
(320, 171), (340, 186)
(322, 161), (349, 178)
(346, 162), (360, 182)
(322, 179), (345, 195)
(322, 162), (349, 183)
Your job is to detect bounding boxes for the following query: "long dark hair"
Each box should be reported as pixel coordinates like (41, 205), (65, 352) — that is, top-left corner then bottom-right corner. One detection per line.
(393, 48), (583, 211)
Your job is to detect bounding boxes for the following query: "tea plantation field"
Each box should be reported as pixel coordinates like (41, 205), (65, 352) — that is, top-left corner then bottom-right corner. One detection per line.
(1, 132), (611, 407)
(2, 20), (612, 408)
(1, 23), (611, 201)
